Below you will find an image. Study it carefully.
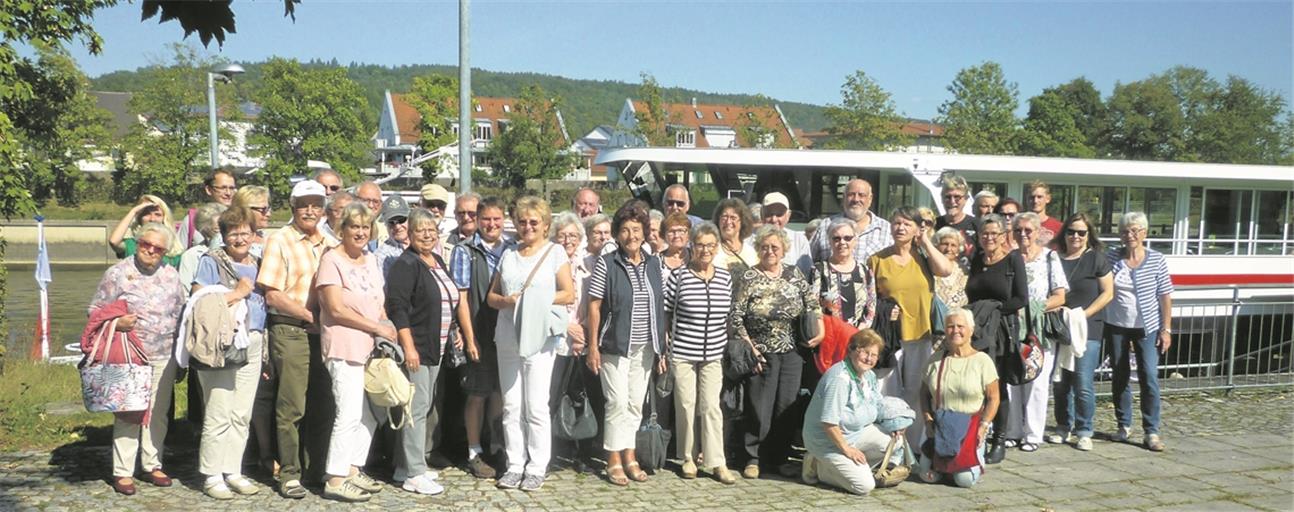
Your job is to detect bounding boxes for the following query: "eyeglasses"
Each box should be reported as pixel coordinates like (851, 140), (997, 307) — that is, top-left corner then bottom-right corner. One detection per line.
(387, 216), (408, 225)
(1120, 228), (1145, 236)
(424, 201), (447, 210)
(294, 203), (324, 212)
(831, 235), (855, 243)
(1066, 229), (1088, 237)
(556, 233), (582, 241)
(757, 244), (783, 253)
(665, 199), (687, 208)
(666, 228), (689, 236)
(456, 210), (477, 217)
(980, 231), (1003, 238)
(413, 228), (439, 237)
(1002, 212), (1017, 218)
(249, 206), (271, 215)
(361, 198), (381, 207)
(325, 184), (341, 192)
(693, 242), (718, 252)
(943, 194), (966, 201)
(1014, 228), (1034, 235)
(516, 219), (542, 228)
(136, 239), (166, 256)
(224, 231), (253, 240)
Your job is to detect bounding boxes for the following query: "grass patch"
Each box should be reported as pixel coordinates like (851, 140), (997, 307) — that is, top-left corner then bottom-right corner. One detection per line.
(0, 359), (189, 451)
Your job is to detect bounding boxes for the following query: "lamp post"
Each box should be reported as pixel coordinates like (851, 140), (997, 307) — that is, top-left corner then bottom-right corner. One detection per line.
(207, 63), (245, 168)
(458, 0), (472, 193)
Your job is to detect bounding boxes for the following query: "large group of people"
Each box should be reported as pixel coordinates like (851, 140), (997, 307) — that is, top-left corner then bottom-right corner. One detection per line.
(90, 168), (1174, 500)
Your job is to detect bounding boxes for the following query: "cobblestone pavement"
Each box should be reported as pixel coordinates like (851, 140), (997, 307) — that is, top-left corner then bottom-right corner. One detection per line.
(2, 390), (1291, 511)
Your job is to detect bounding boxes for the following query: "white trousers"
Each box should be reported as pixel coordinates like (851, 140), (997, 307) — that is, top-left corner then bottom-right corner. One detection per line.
(112, 358), (176, 477)
(497, 337), (558, 476)
(600, 346), (653, 452)
(1007, 346), (1055, 444)
(672, 358), (725, 469)
(198, 332), (263, 476)
(325, 359), (376, 477)
(812, 424), (892, 496)
(891, 338), (933, 448)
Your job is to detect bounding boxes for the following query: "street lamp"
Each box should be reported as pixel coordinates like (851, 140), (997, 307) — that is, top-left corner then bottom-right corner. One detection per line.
(207, 63), (245, 168)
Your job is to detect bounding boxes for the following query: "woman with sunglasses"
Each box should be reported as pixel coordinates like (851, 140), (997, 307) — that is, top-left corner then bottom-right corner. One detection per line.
(233, 186), (273, 257)
(1050, 213), (1113, 451)
(1007, 212), (1068, 455)
(964, 214), (1026, 464)
(90, 222), (187, 495)
(994, 199), (1022, 251)
(812, 219), (877, 331)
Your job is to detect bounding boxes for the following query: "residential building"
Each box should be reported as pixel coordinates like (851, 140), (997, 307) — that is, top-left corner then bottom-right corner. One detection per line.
(371, 90), (581, 181)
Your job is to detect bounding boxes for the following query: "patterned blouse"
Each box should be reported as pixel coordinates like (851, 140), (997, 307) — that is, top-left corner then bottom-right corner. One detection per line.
(731, 263), (820, 354)
(811, 260), (877, 330)
(88, 257), (186, 361)
(936, 265), (969, 309)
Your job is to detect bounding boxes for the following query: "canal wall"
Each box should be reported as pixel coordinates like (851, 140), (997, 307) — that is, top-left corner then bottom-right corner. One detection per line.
(0, 221), (118, 265)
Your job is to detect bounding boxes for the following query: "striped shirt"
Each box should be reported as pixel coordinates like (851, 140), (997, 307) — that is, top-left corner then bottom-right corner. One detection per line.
(257, 223), (339, 313)
(664, 266), (732, 362)
(1106, 248), (1174, 334)
(430, 265), (459, 350)
(587, 255), (652, 349)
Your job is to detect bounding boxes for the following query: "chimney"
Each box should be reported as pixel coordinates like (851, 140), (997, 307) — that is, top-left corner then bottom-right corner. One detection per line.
(691, 97), (697, 108)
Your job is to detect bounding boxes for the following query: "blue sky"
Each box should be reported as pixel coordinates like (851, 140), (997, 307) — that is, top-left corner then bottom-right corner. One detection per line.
(72, 1), (1293, 120)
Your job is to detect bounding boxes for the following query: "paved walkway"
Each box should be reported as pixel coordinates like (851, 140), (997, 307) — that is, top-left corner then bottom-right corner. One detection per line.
(2, 390), (1291, 511)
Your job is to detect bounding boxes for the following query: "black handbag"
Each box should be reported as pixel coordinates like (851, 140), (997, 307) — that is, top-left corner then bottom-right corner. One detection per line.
(1043, 310), (1071, 346)
(634, 386), (672, 472)
(553, 359), (597, 441)
(723, 334), (760, 381)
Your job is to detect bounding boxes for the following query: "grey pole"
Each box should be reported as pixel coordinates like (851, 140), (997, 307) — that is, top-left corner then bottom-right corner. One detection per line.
(458, 0), (472, 193)
(207, 72), (219, 168)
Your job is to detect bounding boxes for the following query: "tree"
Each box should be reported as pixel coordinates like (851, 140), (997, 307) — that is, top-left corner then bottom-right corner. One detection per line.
(633, 73), (672, 146)
(10, 45), (112, 206)
(1103, 78), (1185, 161)
(487, 84), (577, 191)
(1016, 89), (1095, 158)
(937, 61), (1020, 155)
(1188, 75), (1288, 164)
(823, 71), (912, 150)
(1050, 78), (1107, 152)
(250, 58), (371, 203)
(115, 44), (234, 204)
(140, 0), (300, 47)
(405, 74), (460, 179)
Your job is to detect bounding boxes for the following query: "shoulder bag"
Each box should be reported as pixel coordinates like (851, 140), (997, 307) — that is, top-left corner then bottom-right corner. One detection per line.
(634, 382), (672, 472)
(921, 355), (983, 474)
(79, 318), (154, 413)
(553, 359), (598, 441)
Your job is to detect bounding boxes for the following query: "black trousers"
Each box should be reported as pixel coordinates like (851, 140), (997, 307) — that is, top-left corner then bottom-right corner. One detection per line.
(743, 349), (803, 467)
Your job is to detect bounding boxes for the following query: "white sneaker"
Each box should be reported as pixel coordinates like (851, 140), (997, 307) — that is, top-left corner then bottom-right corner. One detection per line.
(401, 473), (445, 495)
(1076, 436), (1094, 451)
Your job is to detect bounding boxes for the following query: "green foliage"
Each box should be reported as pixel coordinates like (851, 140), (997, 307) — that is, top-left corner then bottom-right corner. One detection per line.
(633, 73), (673, 147)
(937, 61), (1020, 155)
(249, 58), (371, 203)
(487, 84), (579, 190)
(114, 44), (232, 204)
(140, 0), (299, 48)
(406, 74), (460, 178)
(12, 45), (112, 207)
(1017, 89), (1095, 158)
(823, 71), (913, 150)
(1049, 78), (1107, 152)
(1105, 78), (1188, 161)
(1187, 75), (1288, 164)
(94, 63), (831, 144)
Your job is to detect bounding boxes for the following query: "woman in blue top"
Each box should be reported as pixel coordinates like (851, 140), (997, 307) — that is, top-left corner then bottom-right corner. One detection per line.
(800, 329), (894, 495)
(190, 207), (266, 500)
(1105, 211), (1174, 452)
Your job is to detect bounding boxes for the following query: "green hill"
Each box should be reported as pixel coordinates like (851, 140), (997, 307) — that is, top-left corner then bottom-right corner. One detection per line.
(92, 60), (829, 140)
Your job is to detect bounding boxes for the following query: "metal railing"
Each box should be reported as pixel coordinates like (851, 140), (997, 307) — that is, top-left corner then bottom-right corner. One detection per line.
(1089, 285), (1294, 395)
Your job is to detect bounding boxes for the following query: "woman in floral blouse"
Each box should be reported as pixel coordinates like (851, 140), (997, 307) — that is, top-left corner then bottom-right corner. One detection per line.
(811, 219), (877, 330)
(89, 222), (187, 496)
(731, 225), (824, 480)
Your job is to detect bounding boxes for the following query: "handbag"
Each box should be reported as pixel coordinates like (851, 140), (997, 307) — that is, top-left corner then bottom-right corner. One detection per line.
(873, 433), (915, 488)
(930, 295), (950, 336)
(553, 359), (598, 441)
(922, 355), (983, 474)
(1041, 250), (1071, 346)
(634, 385), (672, 472)
(443, 320), (468, 369)
(364, 356), (415, 430)
(79, 318), (154, 413)
(723, 334), (761, 381)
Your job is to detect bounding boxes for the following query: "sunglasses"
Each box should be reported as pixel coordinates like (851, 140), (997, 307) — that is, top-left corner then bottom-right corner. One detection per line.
(831, 235), (855, 243)
(136, 239), (166, 256)
(250, 206), (271, 215)
(1066, 229), (1089, 237)
(326, 185), (341, 192)
(456, 210), (477, 217)
(666, 200), (687, 208)
(387, 216), (408, 225)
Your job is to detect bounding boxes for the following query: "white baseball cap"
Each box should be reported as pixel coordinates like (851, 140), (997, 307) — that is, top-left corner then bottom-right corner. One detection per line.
(290, 180), (326, 200)
(763, 191), (790, 209)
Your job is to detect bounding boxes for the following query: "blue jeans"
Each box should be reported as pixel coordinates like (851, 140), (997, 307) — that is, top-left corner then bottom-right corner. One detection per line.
(1105, 325), (1161, 435)
(1053, 339), (1102, 438)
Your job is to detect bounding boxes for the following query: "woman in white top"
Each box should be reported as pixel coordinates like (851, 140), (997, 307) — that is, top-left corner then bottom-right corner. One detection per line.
(1006, 212), (1068, 453)
(487, 196), (575, 492)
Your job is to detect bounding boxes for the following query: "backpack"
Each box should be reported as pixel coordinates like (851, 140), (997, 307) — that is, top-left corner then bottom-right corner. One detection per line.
(364, 357), (415, 429)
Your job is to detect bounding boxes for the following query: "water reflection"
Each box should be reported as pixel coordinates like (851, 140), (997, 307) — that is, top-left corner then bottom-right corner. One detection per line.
(6, 264), (109, 357)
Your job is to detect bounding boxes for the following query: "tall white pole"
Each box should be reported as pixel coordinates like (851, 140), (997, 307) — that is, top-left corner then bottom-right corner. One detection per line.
(458, 0), (472, 193)
(33, 215), (51, 361)
(207, 73), (220, 169)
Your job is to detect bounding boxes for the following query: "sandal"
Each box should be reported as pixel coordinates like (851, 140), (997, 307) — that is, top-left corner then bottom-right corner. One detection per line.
(1019, 442), (1039, 453)
(605, 464), (629, 486)
(625, 461), (648, 482)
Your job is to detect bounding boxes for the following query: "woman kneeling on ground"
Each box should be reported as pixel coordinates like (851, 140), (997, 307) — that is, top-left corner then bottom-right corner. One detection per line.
(801, 329), (900, 495)
(918, 308), (1000, 488)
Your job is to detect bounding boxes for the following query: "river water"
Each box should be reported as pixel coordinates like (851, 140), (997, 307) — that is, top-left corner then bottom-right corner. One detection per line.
(6, 265), (109, 358)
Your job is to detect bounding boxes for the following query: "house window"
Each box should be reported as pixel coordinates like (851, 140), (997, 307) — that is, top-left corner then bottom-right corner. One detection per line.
(503, 104), (511, 113)
(675, 129), (696, 148)
(473, 123), (493, 141)
(694, 111), (703, 119)
(497, 120), (508, 136)
(714, 111), (723, 120)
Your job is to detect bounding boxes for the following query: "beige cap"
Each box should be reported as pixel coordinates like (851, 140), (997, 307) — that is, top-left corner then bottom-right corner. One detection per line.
(420, 183), (450, 203)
